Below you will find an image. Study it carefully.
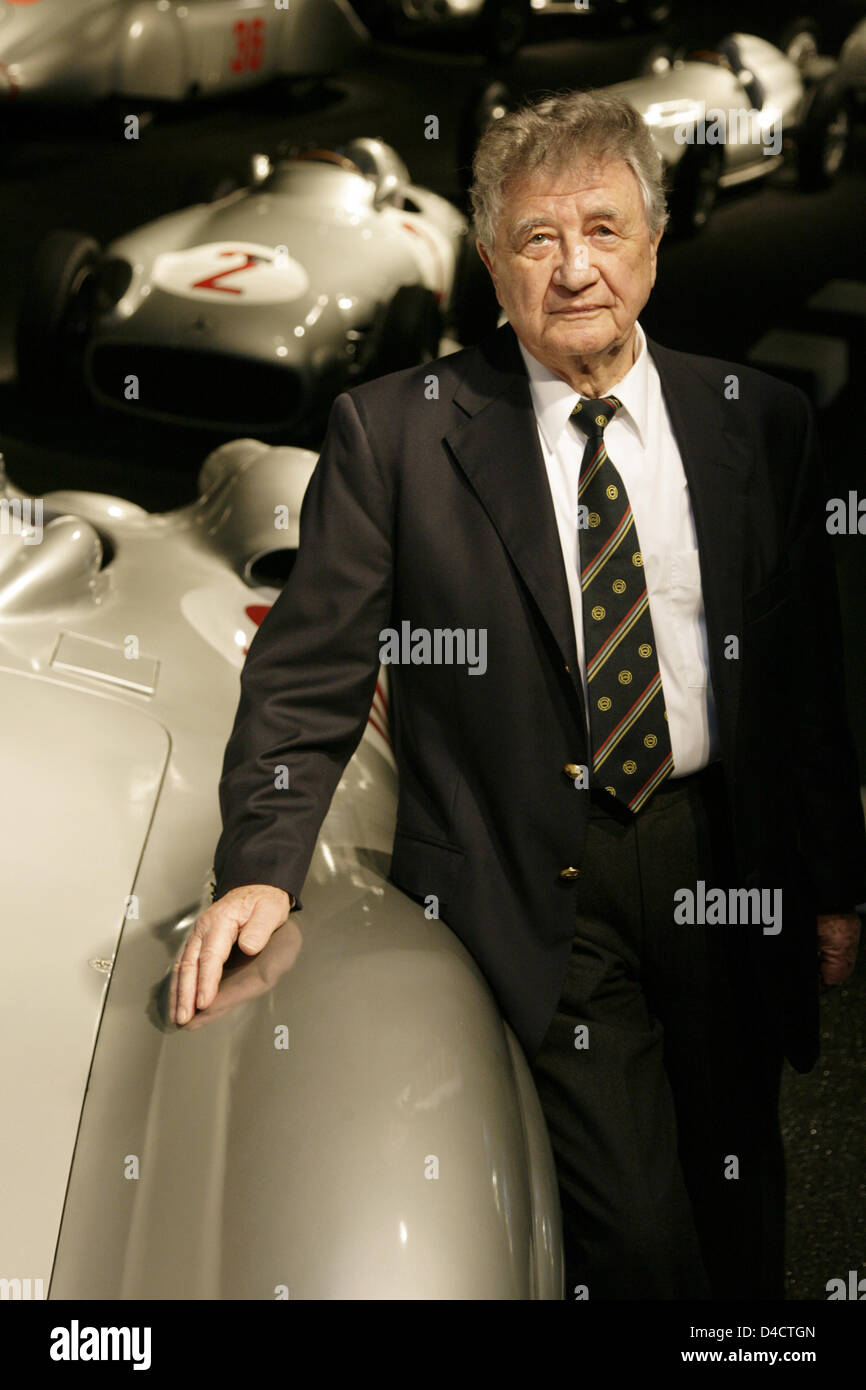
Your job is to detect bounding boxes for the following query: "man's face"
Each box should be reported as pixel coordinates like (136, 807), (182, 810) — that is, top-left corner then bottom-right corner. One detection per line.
(478, 156), (662, 371)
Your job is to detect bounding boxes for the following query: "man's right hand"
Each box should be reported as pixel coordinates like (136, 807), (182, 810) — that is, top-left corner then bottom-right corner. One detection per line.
(170, 885), (292, 1025)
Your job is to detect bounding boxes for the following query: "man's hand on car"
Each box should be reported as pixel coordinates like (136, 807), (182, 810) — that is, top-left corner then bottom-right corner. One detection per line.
(171, 885), (292, 1025)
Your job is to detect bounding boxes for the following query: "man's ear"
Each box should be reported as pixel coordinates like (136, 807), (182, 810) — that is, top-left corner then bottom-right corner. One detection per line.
(649, 226), (663, 287)
(477, 239), (495, 279)
(476, 239), (502, 304)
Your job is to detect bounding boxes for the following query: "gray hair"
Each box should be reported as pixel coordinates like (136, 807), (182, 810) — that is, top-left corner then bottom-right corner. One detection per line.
(469, 89), (668, 250)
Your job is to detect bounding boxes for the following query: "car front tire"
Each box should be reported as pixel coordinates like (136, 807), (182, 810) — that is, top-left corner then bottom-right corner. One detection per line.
(666, 140), (724, 237)
(449, 228), (501, 347)
(798, 74), (851, 190)
(371, 284), (443, 376)
(16, 230), (101, 398)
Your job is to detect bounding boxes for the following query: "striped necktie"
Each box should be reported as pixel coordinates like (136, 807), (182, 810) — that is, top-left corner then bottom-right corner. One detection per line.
(572, 395), (674, 812)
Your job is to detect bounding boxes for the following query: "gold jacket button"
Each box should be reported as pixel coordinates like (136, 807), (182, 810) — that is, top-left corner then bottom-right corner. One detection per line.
(563, 763), (582, 779)
(559, 866), (581, 881)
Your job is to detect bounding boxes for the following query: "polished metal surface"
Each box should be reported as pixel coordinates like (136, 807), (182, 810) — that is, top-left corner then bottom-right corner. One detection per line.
(0, 440), (564, 1300)
(0, 0), (368, 104)
(83, 157), (467, 429)
(52, 738), (564, 1298)
(0, 440), (313, 1292)
(0, 670), (169, 1288)
(607, 34), (805, 181)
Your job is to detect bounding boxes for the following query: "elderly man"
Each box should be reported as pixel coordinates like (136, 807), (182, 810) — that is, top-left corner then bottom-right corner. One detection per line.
(172, 91), (865, 1299)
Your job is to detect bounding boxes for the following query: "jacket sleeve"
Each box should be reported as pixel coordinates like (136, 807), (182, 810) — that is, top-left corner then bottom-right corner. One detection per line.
(210, 390), (393, 906)
(788, 388), (866, 913)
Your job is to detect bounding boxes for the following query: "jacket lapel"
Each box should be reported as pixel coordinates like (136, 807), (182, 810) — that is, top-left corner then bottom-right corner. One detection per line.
(444, 327), (587, 726)
(646, 337), (752, 755)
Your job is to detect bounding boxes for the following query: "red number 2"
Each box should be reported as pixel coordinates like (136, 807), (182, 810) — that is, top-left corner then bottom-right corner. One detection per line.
(192, 251), (258, 295)
(231, 18), (266, 74)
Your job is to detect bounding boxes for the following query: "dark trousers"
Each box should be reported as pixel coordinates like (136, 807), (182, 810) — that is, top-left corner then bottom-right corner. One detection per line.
(531, 764), (786, 1300)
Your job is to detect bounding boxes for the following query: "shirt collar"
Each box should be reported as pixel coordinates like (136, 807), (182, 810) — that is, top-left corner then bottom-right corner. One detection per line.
(517, 322), (649, 452)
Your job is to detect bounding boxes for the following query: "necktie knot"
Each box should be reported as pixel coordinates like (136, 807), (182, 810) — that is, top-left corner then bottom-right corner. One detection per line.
(571, 395), (622, 439)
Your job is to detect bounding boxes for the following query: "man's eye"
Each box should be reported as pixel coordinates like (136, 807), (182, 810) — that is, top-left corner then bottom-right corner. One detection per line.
(594, 226), (616, 238)
(529, 232), (551, 245)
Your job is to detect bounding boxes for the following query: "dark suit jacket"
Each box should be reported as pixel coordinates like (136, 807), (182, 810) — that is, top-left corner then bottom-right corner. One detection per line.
(212, 324), (866, 1071)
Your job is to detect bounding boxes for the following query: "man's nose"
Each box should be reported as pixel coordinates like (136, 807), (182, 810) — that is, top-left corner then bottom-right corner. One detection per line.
(552, 244), (597, 289)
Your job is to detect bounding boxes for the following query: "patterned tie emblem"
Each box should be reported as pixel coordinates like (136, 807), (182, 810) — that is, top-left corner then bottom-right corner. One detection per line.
(572, 395), (674, 812)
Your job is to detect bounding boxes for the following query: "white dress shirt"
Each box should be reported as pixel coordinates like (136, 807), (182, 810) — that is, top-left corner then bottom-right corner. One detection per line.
(518, 322), (720, 777)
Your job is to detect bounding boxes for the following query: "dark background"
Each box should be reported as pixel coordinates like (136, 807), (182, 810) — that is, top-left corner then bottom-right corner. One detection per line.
(0, 6), (862, 1298)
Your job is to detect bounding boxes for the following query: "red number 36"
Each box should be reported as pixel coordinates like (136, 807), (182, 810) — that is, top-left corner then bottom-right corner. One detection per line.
(231, 18), (266, 74)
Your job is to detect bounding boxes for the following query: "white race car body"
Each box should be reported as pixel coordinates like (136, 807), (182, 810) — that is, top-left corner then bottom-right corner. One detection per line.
(0, 0), (367, 104)
(0, 442), (563, 1300)
(83, 156), (467, 433)
(607, 34), (806, 183)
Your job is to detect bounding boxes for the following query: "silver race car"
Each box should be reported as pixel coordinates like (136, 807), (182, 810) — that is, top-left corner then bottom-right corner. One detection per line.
(16, 138), (496, 439)
(606, 32), (852, 232)
(471, 32), (851, 235)
(0, 443), (563, 1299)
(0, 0), (368, 104)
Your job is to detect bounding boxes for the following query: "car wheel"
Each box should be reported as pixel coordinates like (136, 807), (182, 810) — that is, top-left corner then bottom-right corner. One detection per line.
(372, 285), (442, 376)
(457, 79), (512, 202)
(667, 141), (724, 237)
(449, 228), (501, 347)
(463, 79), (512, 151)
(479, 0), (528, 63)
(779, 16), (821, 70)
(16, 230), (101, 397)
(798, 75), (850, 190)
(469, 79), (512, 144)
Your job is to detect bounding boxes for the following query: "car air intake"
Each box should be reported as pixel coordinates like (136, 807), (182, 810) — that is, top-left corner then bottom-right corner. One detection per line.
(88, 345), (304, 431)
